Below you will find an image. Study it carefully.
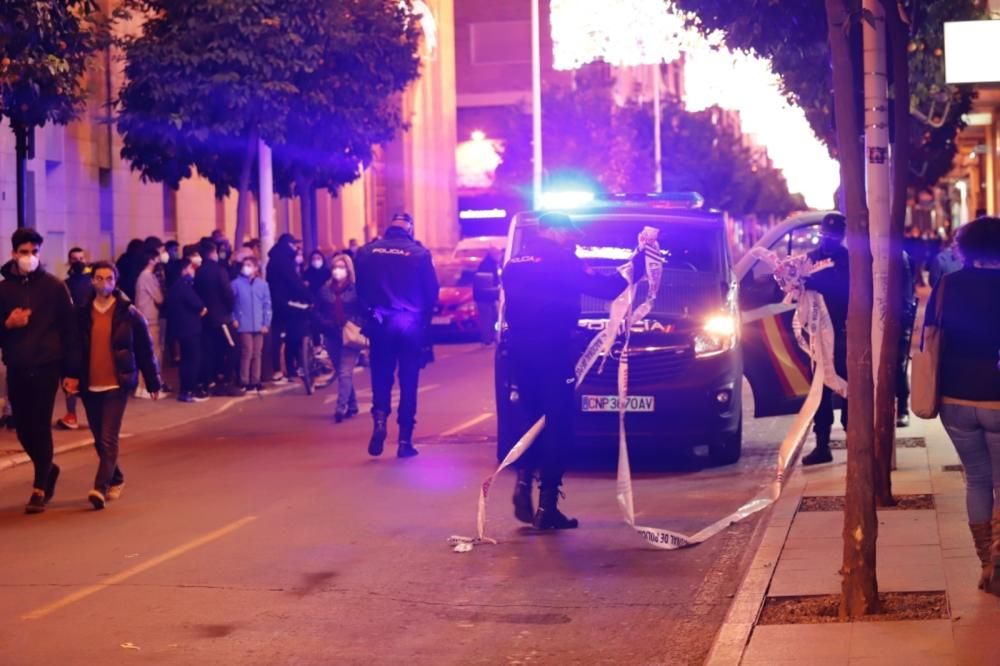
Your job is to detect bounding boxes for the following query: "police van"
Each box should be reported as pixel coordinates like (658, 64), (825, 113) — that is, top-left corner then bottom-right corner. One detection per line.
(495, 192), (749, 465)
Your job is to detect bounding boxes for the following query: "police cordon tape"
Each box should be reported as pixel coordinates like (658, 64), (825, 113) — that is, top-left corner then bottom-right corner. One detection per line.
(448, 236), (841, 553)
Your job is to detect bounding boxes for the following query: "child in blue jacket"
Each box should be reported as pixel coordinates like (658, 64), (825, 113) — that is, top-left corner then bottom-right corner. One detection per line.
(232, 256), (272, 391)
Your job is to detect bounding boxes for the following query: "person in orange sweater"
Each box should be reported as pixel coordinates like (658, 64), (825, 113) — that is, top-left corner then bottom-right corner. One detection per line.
(77, 261), (162, 510)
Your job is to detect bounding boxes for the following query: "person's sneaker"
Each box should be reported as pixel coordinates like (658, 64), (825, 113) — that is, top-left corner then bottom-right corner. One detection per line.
(802, 447), (833, 466)
(57, 413), (79, 430)
(271, 371), (285, 382)
(334, 410), (346, 424)
(397, 442), (419, 458)
(134, 387), (153, 400)
(195, 387), (210, 400)
(254, 383), (266, 394)
(44, 464), (60, 504)
(177, 392), (195, 403)
(88, 490), (106, 510)
(896, 412), (911, 428)
(25, 490), (46, 514)
(107, 482), (125, 501)
(346, 406), (359, 418)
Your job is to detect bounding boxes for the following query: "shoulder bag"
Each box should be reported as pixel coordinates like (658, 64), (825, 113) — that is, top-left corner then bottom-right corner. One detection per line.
(342, 319), (369, 350)
(911, 277), (946, 419)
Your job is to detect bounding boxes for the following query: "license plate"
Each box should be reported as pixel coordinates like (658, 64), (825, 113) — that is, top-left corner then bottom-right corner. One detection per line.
(431, 315), (452, 325)
(580, 395), (655, 412)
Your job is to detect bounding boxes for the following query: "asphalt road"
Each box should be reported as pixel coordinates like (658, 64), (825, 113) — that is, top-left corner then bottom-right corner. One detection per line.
(0, 343), (791, 665)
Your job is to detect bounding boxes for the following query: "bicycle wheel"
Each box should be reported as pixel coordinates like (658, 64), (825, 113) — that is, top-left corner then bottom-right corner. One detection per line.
(301, 336), (315, 395)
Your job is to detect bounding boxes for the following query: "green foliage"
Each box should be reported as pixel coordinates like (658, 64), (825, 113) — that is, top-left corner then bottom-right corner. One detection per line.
(0, 0), (109, 130)
(670, 0), (984, 191)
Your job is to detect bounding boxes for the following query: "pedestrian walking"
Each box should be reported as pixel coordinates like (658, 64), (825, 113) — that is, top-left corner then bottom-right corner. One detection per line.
(194, 238), (239, 395)
(77, 262), (161, 510)
(166, 258), (208, 403)
(267, 233), (312, 382)
(134, 246), (165, 399)
(57, 247), (92, 430)
(355, 213), (439, 458)
(501, 213), (632, 529)
(0, 228), (80, 514)
(802, 213), (849, 466)
(317, 254), (362, 423)
(232, 255), (272, 392)
(473, 250), (500, 345)
(926, 217), (1000, 593)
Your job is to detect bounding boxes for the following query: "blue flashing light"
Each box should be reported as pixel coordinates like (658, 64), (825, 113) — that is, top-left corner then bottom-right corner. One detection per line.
(603, 192), (705, 209)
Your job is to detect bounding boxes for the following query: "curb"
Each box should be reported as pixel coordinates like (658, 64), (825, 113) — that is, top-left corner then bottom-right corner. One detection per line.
(0, 382), (299, 475)
(704, 464), (807, 665)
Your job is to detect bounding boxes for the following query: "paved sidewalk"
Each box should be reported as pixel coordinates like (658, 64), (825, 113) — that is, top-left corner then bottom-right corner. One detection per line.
(708, 415), (1000, 665)
(0, 382), (299, 473)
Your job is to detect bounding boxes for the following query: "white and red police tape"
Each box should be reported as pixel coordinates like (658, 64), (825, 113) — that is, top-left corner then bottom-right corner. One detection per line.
(448, 234), (841, 552)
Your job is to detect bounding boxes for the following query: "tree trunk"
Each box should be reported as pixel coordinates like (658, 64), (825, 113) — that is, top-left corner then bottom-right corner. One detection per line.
(295, 171), (315, 251)
(258, 139), (276, 275)
(13, 121), (30, 229)
(873, 0), (911, 506)
(826, 0), (880, 619)
(234, 130), (258, 245)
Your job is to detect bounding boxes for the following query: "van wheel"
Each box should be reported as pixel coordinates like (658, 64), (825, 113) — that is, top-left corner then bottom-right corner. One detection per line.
(709, 418), (742, 466)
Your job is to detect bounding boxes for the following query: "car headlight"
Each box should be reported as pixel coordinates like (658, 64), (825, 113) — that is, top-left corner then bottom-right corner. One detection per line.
(694, 314), (738, 358)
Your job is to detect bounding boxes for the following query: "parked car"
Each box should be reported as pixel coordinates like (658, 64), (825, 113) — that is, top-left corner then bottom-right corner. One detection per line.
(452, 236), (507, 271)
(431, 263), (479, 338)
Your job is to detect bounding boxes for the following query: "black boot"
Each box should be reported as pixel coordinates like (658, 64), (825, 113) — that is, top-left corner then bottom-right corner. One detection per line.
(512, 469), (535, 524)
(803, 431), (833, 466)
(397, 424), (419, 458)
(533, 479), (578, 530)
(368, 411), (388, 457)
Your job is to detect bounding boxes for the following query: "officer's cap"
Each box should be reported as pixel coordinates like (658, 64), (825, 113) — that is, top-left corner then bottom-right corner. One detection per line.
(821, 213), (846, 237)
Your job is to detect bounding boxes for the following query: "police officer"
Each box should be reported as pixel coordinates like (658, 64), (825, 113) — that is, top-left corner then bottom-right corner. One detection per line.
(501, 213), (632, 529)
(354, 213), (439, 458)
(802, 213), (849, 466)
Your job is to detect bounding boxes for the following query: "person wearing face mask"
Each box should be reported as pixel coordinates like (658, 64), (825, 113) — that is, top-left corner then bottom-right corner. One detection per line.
(57, 247), (93, 430)
(0, 228), (81, 514)
(317, 254), (362, 422)
(77, 262), (161, 510)
(303, 250), (332, 300)
(231, 256), (272, 392)
(195, 238), (239, 396)
(166, 258), (208, 403)
(135, 247), (167, 399)
(267, 233), (312, 383)
(801, 212), (850, 466)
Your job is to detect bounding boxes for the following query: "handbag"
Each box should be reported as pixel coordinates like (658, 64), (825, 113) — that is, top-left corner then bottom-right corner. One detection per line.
(911, 277), (946, 419)
(342, 320), (369, 350)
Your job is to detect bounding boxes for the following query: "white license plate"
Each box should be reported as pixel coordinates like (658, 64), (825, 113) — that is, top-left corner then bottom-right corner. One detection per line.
(580, 395), (655, 413)
(431, 315), (452, 325)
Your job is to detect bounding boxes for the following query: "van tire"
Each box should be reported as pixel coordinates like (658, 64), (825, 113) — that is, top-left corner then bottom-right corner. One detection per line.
(709, 418), (742, 466)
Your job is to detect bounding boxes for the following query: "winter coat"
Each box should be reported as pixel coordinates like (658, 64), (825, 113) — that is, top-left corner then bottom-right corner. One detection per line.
(165, 275), (205, 340)
(316, 280), (362, 334)
(135, 267), (164, 325)
(267, 242), (312, 315)
(194, 258), (235, 327)
(0, 261), (80, 376)
(303, 265), (332, 299)
(231, 275), (273, 333)
(354, 226), (439, 318)
(65, 268), (94, 307)
(78, 290), (162, 393)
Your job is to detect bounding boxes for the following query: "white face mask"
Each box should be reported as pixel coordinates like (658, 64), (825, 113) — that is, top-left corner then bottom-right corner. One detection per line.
(191, 255), (203, 267)
(241, 265), (255, 278)
(295, 255), (304, 265)
(331, 267), (348, 281)
(311, 259), (324, 270)
(17, 255), (39, 274)
(159, 251), (169, 264)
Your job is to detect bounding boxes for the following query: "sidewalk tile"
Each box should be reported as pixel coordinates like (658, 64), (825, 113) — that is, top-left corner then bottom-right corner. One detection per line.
(878, 510), (940, 546)
(743, 624), (851, 663)
(877, 544), (946, 591)
(848, 620), (954, 659)
(934, 494), (968, 515)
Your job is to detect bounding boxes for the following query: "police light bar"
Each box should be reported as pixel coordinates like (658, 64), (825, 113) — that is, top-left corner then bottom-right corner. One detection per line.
(539, 190), (595, 210)
(459, 208), (507, 220)
(601, 192), (704, 209)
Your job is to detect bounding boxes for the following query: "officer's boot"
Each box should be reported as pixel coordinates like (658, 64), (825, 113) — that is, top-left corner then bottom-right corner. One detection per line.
(533, 477), (578, 530)
(512, 468), (535, 524)
(397, 423), (419, 458)
(802, 430), (833, 466)
(368, 411), (388, 457)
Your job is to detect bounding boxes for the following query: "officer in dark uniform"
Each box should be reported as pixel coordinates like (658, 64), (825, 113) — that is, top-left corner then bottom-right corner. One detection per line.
(802, 213), (849, 466)
(502, 212), (631, 529)
(354, 213), (439, 458)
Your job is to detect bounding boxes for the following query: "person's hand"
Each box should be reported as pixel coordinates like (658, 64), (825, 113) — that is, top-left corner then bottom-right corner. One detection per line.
(62, 378), (79, 395)
(261, 326), (269, 335)
(200, 307), (208, 317)
(5, 307), (31, 329)
(232, 320), (239, 330)
(150, 391), (160, 401)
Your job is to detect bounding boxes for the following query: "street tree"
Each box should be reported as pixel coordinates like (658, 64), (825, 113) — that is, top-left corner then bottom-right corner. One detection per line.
(0, 0), (109, 228)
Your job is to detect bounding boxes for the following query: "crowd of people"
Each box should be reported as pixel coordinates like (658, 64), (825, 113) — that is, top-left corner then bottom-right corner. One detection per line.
(0, 213), (441, 514)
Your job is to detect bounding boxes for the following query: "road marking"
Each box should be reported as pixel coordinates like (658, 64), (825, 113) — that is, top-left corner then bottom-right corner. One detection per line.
(323, 383), (441, 405)
(22, 516), (257, 621)
(440, 412), (493, 437)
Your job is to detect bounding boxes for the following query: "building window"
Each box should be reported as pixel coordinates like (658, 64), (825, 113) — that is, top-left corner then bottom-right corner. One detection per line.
(471, 21), (531, 65)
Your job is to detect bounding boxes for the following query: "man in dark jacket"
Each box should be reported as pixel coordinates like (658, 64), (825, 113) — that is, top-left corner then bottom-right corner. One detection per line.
(78, 261), (161, 509)
(501, 213), (629, 529)
(194, 238), (238, 395)
(58, 247), (92, 430)
(115, 238), (146, 301)
(802, 212), (849, 466)
(354, 213), (439, 458)
(166, 258), (207, 402)
(0, 228), (80, 514)
(267, 233), (312, 381)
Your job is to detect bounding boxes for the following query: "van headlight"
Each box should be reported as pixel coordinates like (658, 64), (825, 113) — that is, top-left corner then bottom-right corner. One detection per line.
(694, 314), (738, 358)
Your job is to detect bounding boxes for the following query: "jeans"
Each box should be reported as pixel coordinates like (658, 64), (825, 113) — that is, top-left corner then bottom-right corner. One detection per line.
(178, 335), (202, 394)
(941, 402), (1000, 523)
(369, 314), (424, 428)
(81, 389), (128, 494)
(336, 343), (360, 415)
(7, 364), (61, 489)
(239, 332), (264, 386)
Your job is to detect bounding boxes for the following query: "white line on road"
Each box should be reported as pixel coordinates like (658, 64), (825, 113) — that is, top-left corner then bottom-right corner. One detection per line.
(440, 412), (493, 438)
(21, 516), (258, 621)
(323, 383), (441, 405)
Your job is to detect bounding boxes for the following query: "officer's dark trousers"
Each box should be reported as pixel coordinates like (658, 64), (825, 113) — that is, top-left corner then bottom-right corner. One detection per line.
(369, 313), (424, 428)
(814, 336), (848, 439)
(7, 363), (60, 489)
(510, 339), (575, 485)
